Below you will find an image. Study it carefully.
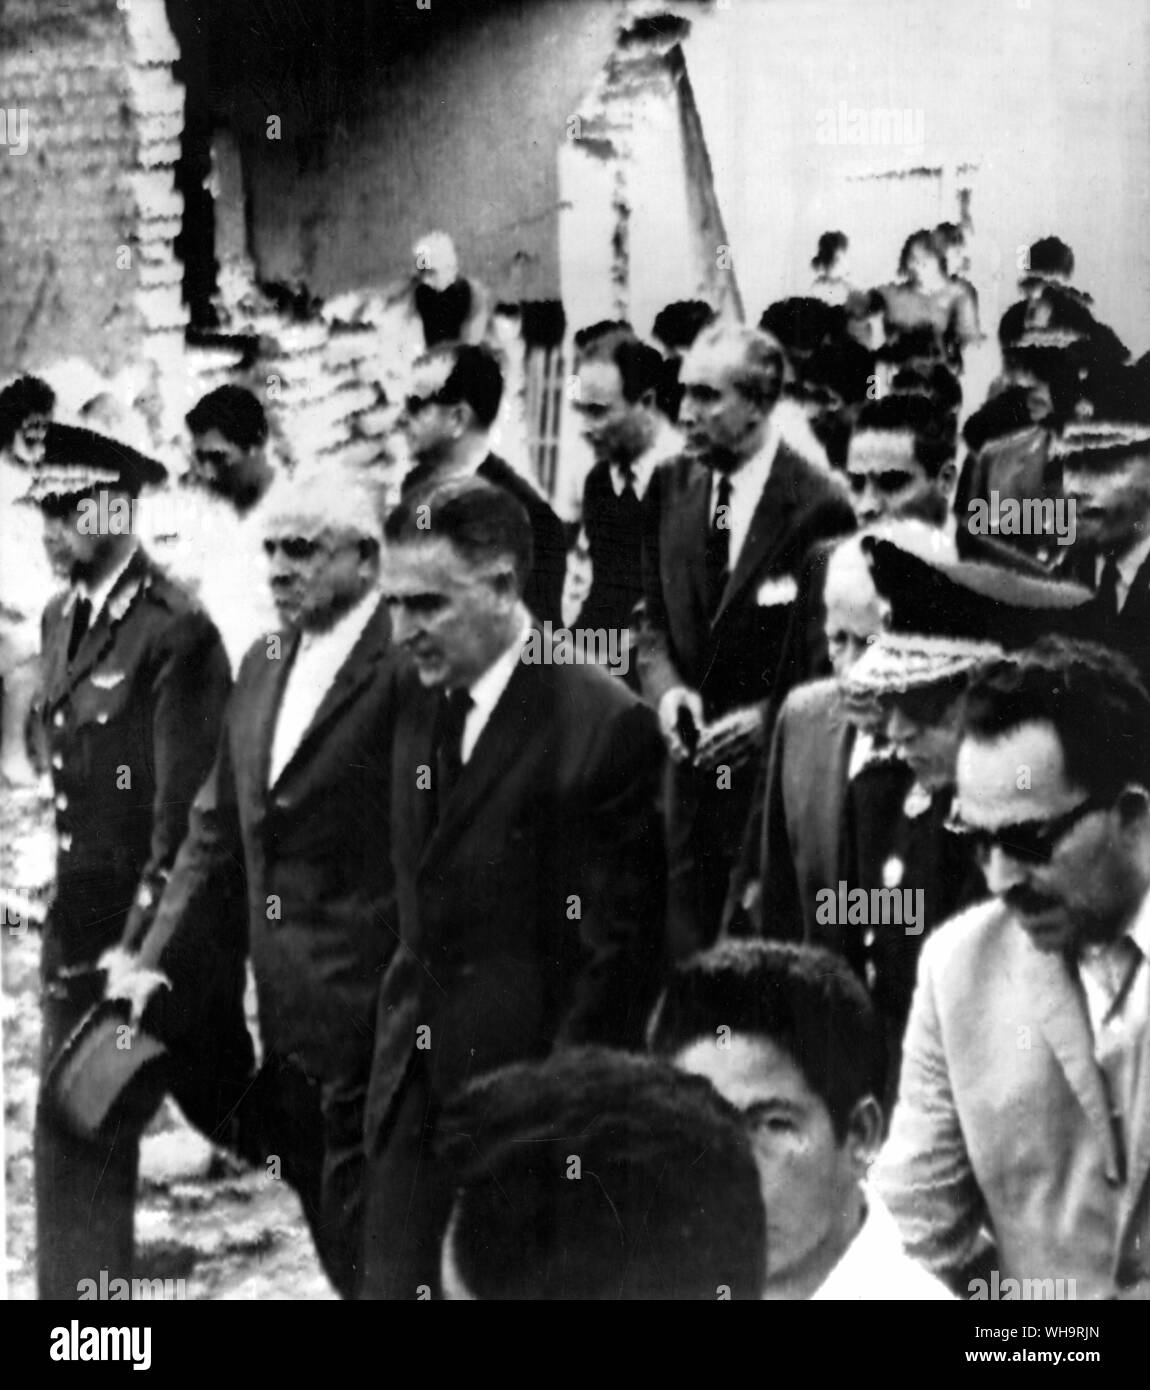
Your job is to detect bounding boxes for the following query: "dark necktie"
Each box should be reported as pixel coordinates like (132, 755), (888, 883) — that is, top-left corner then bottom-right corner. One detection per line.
(1095, 555), (1122, 623)
(618, 461), (637, 503)
(432, 687), (473, 818)
(705, 474), (733, 615)
(67, 594), (93, 663)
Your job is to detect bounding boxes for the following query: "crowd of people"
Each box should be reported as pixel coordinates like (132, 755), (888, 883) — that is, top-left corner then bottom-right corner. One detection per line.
(3, 216), (1150, 1301)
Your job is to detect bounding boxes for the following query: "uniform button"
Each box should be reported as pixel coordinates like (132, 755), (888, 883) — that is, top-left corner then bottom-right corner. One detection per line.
(51, 753), (64, 770)
(96, 712), (109, 725)
(55, 792), (68, 812)
(864, 929), (876, 947)
(60, 833), (73, 853)
(53, 711), (66, 728)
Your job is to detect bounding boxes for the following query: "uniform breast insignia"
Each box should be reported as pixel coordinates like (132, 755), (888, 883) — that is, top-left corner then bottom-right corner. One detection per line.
(90, 669), (126, 690)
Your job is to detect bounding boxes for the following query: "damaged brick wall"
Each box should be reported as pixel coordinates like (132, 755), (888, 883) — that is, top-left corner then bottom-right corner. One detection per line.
(0, 0), (187, 380)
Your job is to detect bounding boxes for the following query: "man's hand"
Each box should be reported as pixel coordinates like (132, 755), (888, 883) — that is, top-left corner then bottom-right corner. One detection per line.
(657, 687), (705, 763)
(694, 704), (764, 773)
(99, 945), (170, 1025)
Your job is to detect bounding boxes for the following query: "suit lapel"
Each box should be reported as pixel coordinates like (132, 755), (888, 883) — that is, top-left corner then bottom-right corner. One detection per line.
(1031, 944), (1124, 1182)
(63, 550), (150, 692)
(677, 462), (712, 619)
(420, 657), (546, 869)
(243, 627), (301, 794)
(270, 599), (391, 788)
(713, 443), (799, 627)
(1123, 1025), (1150, 1221)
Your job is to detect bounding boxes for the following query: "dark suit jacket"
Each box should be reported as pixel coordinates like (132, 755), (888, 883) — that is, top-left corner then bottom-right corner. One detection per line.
(364, 652), (666, 1141)
(401, 452), (567, 629)
(638, 441), (855, 719)
(133, 598), (397, 1085)
(576, 458), (645, 633)
(37, 548), (231, 976)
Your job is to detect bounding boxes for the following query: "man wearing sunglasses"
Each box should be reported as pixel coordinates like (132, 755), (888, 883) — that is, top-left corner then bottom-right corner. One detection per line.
(397, 341), (567, 629)
(112, 469), (396, 1299)
(877, 637), (1150, 1299)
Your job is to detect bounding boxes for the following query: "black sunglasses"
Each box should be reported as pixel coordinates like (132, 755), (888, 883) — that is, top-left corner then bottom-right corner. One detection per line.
(945, 794), (1110, 865)
(263, 537), (324, 561)
(847, 469), (917, 495)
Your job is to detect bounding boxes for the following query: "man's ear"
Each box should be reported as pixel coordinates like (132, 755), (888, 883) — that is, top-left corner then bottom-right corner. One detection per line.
(845, 1095), (884, 1175)
(937, 459), (958, 497)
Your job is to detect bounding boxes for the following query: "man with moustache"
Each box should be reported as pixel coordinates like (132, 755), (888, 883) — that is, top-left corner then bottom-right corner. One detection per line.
(111, 470), (395, 1299)
(878, 639), (1150, 1298)
(27, 424), (231, 1300)
(640, 323), (854, 957)
(360, 477), (664, 1298)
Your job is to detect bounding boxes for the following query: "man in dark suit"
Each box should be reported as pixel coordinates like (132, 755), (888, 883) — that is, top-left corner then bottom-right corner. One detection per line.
(569, 327), (679, 639)
(397, 341), (567, 628)
(638, 323), (854, 957)
(28, 425), (232, 1300)
(1056, 388), (1150, 687)
(114, 469), (396, 1299)
(360, 478), (665, 1299)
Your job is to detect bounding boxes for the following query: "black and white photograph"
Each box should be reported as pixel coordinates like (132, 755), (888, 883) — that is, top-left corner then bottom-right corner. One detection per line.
(0, 0), (1147, 1346)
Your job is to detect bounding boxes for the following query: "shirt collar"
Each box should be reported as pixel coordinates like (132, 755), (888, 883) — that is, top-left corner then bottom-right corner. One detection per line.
(462, 606), (532, 707)
(611, 419), (682, 499)
(713, 416), (780, 504)
(1105, 529), (1150, 592)
(297, 583), (380, 654)
(72, 545), (139, 622)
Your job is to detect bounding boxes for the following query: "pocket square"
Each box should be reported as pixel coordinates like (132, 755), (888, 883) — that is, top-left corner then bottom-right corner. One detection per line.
(90, 669), (126, 689)
(754, 574), (798, 607)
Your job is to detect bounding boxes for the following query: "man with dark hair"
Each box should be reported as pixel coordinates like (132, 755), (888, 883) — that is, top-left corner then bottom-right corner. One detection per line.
(878, 637), (1150, 1298)
(569, 327), (679, 644)
(651, 300), (717, 422)
(845, 394), (957, 532)
(436, 1048), (766, 1300)
(649, 940), (950, 1299)
(641, 323), (854, 957)
(27, 424), (232, 1299)
(184, 384), (272, 514)
(1054, 383), (1150, 687)
(398, 341), (566, 628)
(1, 375), (56, 784)
(360, 477), (665, 1298)
(998, 236), (1128, 368)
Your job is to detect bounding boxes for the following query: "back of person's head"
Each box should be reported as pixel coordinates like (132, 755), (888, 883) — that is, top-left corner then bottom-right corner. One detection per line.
(573, 319), (633, 351)
(574, 327), (666, 406)
(759, 297), (843, 360)
(1025, 236), (1075, 282)
(963, 637), (1150, 802)
(0, 374), (55, 451)
(385, 475), (533, 594)
(813, 230), (849, 272)
(890, 361), (963, 418)
(185, 384), (268, 451)
(652, 299), (717, 353)
(417, 341), (504, 428)
(851, 393), (955, 478)
(436, 1047), (767, 1299)
(648, 941), (886, 1141)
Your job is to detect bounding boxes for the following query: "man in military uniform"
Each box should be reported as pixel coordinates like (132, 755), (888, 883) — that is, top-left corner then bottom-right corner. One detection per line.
(27, 423), (232, 1300)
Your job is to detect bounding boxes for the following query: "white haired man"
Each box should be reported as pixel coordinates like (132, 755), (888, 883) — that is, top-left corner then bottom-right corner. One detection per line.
(109, 468), (396, 1298)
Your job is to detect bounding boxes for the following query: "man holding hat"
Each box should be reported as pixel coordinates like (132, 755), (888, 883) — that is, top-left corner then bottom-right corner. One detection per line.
(26, 423), (233, 1300)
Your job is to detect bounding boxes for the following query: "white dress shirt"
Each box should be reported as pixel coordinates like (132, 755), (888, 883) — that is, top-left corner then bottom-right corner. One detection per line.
(1076, 886), (1150, 1148)
(268, 589), (380, 785)
(710, 419), (780, 573)
(810, 1185), (955, 1301)
(1096, 531), (1150, 613)
(607, 418), (682, 501)
(459, 608), (533, 765)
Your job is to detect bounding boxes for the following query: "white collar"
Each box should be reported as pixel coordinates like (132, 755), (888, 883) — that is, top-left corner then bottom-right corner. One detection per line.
(71, 545), (139, 622)
(1083, 881), (1150, 965)
(463, 606), (532, 707)
(810, 1185), (954, 1301)
(1104, 529), (1150, 591)
(611, 418), (681, 500)
(713, 417), (780, 502)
